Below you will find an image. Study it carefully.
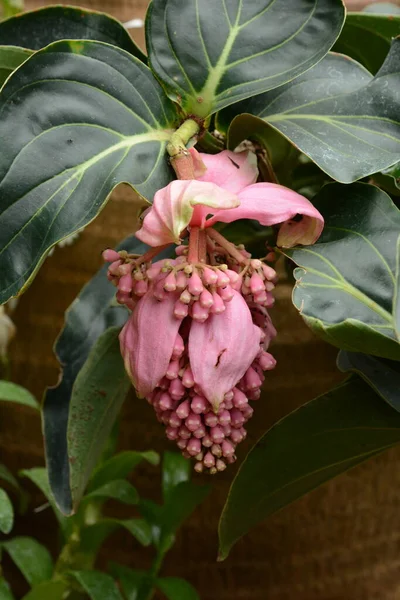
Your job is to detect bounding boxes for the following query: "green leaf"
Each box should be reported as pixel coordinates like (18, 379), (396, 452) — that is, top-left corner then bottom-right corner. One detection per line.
(333, 12), (400, 74)
(381, 160), (400, 192)
(218, 45), (400, 183)
(66, 327), (131, 513)
(84, 480), (139, 505)
(43, 235), (149, 516)
(0, 46), (32, 87)
(0, 6), (146, 62)
(71, 571), (124, 600)
(121, 518), (152, 546)
(88, 450), (159, 492)
(146, 0), (345, 117)
(80, 518), (152, 556)
(0, 489), (13, 534)
(218, 377), (400, 560)
(109, 564), (146, 600)
(0, 464), (18, 490)
(19, 468), (68, 532)
(0, 40), (178, 304)
(337, 351), (400, 413)
(2, 537), (53, 585)
(21, 581), (67, 600)
(156, 577), (200, 600)
(283, 183), (400, 360)
(0, 577), (14, 600)
(0, 381), (39, 409)
(162, 452), (190, 502)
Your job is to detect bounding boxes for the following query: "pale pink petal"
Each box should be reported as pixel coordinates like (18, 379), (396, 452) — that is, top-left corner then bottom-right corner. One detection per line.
(205, 182), (324, 246)
(189, 147), (207, 178)
(196, 149), (258, 193)
(189, 291), (261, 410)
(136, 180), (239, 246)
(119, 291), (181, 397)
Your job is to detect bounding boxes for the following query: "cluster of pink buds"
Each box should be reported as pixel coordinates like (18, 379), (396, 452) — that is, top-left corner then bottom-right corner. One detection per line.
(105, 149), (324, 473)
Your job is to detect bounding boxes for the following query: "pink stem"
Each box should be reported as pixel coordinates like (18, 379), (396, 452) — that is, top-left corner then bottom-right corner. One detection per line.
(188, 227), (200, 263)
(206, 228), (246, 265)
(136, 244), (171, 265)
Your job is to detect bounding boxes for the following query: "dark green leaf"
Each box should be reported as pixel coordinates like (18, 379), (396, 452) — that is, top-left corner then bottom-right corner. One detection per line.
(0, 464), (18, 490)
(0, 489), (13, 534)
(43, 235), (147, 516)
(0, 46), (32, 87)
(84, 480), (139, 505)
(156, 577), (200, 600)
(2, 537), (53, 585)
(0, 577), (14, 600)
(21, 581), (67, 600)
(19, 468), (68, 532)
(71, 571), (124, 600)
(121, 518), (152, 546)
(161, 482), (210, 549)
(0, 381), (39, 409)
(0, 40), (178, 304)
(333, 12), (400, 74)
(162, 452), (190, 502)
(218, 45), (400, 183)
(283, 183), (400, 360)
(218, 377), (400, 560)
(0, 6), (146, 62)
(88, 450), (159, 492)
(109, 564), (146, 600)
(80, 518), (151, 556)
(66, 327), (131, 513)
(138, 499), (166, 549)
(338, 351), (400, 412)
(147, 0), (344, 117)
(381, 160), (400, 192)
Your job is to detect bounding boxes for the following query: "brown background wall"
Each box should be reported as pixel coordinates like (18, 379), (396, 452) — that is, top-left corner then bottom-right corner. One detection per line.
(2, 1), (400, 599)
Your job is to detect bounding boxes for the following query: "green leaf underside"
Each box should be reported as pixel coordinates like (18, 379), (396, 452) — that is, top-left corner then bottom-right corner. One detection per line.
(2, 537), (53, 586)
(71, 571), (124, 600)
(156, 577), (200, 600)
(0, 489), (13, 534)
(0, 46), (32, 87)
(218, 377), (400, 560)
(147, 0), (345, 117)
(338, 351), (400, 412)
(0, 381), (39, 409)
(0, 5), (146, 62)
(88, 450), (159, 492)
(283, 183), (400, 359)
(67, 327), (131, 513)
(43, 236), (149, 516)
(333, 12), (400, 74)
(0, 40), (178, 304)
(218, 45), (400, 183)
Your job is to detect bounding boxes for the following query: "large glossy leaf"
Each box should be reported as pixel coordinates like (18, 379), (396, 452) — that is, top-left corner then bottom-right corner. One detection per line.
(0, 381), (39, 410)
(88, 450), (159, 492)
(156, 577), (200, 600)
(71, 571), (124, 600)
(0, 488), (13, 534)
(0, 6), (146, 61)
(1, 537), (53, 585)
(0, 46), (32, 87)
(0, 40), (178, 304)
(338, 351), (400, 413)
(218, 377), (400, 560)
(43, 236), (147, 516)
(283, 183), (400, 360)
(66, 327), (131, 513)
(333, 12), (400, 74)
(146, 0), (345, 117)
(217, 44), (400, 183)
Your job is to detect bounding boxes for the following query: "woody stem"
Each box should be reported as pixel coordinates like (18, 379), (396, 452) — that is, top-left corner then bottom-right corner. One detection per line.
(206, 228), (246, 265)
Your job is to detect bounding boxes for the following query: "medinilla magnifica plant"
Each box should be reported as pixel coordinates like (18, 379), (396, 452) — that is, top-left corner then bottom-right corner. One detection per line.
(0, 0), (400, 564)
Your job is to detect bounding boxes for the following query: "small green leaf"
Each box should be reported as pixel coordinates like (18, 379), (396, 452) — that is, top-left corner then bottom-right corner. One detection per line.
(79, 517), (152, 556)
(0, 381), (39, 410)
(162, 452), (190, 502)
(218, 46), (400, 183)
(2, 537), (53, 585)
(71, 571), (124, 600)
(147, 0), (344, 117)
(156, 577), (200, 600)
(333, 12), (400, 74)
(121, 519), (152, 547)
(337, 351), (400, 413)
(161, 482), (210, 549)
(0, 46), (32, 87)
(0, 40), (178, 304)
(0, 577), (14, 600)
(283, 183), (400, 360)
(67, 327), (131, 513)
(21, 581), (67, 600)
(84, 480), (139, 505)
(218, 378), (400, 560)
(0, 464), (18, 490)
(109, 564), (146, 600)
(0, 6), (146, 62)
(88, 450), (159, 492)
(0, 489), (13, 534)
(19, 468), (68, 532)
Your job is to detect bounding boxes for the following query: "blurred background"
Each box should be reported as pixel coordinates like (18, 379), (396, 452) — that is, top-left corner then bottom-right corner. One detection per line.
(1, 0), (400, 598)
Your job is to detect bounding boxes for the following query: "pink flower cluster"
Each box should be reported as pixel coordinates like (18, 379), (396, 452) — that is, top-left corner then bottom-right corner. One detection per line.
(104, 149), (324, 473)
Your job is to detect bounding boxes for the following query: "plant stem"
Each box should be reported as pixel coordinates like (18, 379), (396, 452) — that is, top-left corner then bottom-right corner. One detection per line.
(188, 227), (200, 263)
(167, 119), (200, 180)
(206, 228), (246, 265)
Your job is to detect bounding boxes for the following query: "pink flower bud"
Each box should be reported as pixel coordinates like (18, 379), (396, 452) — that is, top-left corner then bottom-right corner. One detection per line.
(232, 388), (248, 409)
(218, 285), (234, 302)
(218, 410), (231, 426)
(222, 440), (235, 457)
(159, 392), (173, 411)
(191, 301), (209, 323)
(165, 359), (180, 380)
(174, 300), (189, 319)
(182, 366), (194, 388)
(244, 366), (262, 390)
(199, 289), (214, 308)
(188, 272), (204, 295)
(259, 351), (277, 370)
(204, 452), (215, 468)
(103, 248), (120, 262)
(176, 399), (191, 419)
(210, 292), (225, 314)
(119, 274), (133, 293)
(191, 395), (208, 414)
(169, 379), (185, 400)
(133, 279), (148, 296)
(164, 271), (177, 291)
(178, 425), (191, 439)
(187, 438), (201, 456)
(202, 267), (218, 285)
(186, 412), (202, 432)
(210, 426), (225, 444)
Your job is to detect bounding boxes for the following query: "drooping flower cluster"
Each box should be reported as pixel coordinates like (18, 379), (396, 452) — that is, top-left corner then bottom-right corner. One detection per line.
(104, 150), (324, 473)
